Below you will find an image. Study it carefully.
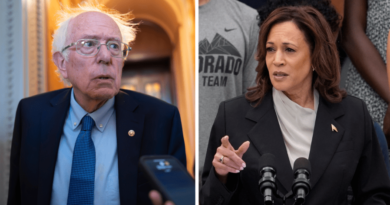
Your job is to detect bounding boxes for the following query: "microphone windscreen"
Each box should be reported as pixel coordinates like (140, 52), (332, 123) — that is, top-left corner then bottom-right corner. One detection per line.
(259, 153), (277, 172)
(293, 157), (311, 174)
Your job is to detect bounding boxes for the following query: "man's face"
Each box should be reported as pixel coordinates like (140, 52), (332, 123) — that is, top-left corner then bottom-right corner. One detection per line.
(62, 12), (124, 101)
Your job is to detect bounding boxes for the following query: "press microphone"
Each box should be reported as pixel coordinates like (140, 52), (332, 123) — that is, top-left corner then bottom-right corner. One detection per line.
(258, 153), (277, 205)
(292, 158), (311, 205)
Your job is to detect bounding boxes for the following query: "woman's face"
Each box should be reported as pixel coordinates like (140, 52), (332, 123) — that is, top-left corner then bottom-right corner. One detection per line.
(265, 21), (313, 96)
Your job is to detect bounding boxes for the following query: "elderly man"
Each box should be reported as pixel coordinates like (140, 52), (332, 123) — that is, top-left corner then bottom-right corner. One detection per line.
(7, 4), (186, 205)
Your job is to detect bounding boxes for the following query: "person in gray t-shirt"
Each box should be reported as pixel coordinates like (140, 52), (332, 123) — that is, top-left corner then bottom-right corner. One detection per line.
(199, 0), (259, 173)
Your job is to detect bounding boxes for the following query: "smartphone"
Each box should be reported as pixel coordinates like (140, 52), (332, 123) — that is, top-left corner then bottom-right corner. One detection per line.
(139, 155), (195, 205)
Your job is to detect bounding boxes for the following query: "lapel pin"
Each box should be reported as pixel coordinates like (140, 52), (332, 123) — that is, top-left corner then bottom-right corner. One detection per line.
(128, 130), (135, 137)
(331, 124), (338, 132)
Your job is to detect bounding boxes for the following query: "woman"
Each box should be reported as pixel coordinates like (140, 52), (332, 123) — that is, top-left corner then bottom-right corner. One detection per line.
(258, 0), (390, 179)
(200, 6), (390, 205)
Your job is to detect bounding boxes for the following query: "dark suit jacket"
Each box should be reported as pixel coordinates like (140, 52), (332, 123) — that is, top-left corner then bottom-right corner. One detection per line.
(200, 91), (390, 205)
(8, 88), (186, 205)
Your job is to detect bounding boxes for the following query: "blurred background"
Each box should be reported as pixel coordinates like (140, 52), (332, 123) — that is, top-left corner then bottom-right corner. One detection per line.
(0, 0), (195, 203)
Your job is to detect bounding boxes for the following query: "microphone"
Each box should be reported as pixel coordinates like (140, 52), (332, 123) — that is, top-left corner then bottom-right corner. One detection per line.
(292, 158), (311, 205)
(258, 153), (277, 205)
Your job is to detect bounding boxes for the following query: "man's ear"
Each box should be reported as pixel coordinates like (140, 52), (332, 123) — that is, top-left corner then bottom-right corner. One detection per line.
(53, 51), (68, 79)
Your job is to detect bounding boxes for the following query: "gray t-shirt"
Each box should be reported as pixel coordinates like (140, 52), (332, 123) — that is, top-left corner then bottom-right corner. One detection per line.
(199, 0), (259, 169)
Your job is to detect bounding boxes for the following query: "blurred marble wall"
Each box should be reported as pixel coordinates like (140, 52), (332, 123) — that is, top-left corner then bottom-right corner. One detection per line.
(0, 0), (47, 203)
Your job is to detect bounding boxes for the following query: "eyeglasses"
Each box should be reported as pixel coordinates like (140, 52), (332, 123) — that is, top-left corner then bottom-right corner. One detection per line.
(61, 39), (132, 58)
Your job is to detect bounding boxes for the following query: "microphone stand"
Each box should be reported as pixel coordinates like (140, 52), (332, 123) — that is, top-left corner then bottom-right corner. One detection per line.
(259, 186), (302, 205)
(261, 190), (291, 205)
(279, 191), (293, 205)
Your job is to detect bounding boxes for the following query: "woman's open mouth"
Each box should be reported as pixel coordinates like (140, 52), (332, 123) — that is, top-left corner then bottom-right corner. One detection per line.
(273, 71), (288, 80)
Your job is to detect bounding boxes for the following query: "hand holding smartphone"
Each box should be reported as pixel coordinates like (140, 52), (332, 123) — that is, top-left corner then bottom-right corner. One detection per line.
(140, 155), (195, 205)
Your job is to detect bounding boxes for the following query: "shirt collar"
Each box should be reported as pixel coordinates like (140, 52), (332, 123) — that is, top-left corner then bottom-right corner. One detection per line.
(70, 88), (115, 132)
(272, 87), (319, 113)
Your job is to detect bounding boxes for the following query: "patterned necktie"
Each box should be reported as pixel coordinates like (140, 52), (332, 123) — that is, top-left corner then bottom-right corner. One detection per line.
(67, 115), (96, 205)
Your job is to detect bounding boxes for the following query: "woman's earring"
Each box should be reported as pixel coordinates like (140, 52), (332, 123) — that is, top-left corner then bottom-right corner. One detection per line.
(312, 66), (315, 71)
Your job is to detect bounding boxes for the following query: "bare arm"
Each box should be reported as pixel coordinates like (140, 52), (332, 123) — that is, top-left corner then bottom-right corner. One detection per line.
(387, 30), (390, 91)
(342, 0), (390, 103)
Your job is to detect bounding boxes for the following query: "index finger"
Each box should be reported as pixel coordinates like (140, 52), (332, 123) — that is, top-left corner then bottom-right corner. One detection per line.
(221, 135), (234, 151)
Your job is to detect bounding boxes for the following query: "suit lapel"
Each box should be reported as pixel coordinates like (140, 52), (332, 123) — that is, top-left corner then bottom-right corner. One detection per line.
(246, 92), (293, 192)
(37, 89), (71, 204)
(308, 96), (345, 188)
(115, 90), (145, 204)
(245, 92), (346, 193)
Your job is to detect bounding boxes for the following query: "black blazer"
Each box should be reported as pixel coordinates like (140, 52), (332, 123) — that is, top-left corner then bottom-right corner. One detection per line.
(200, 91), (390, 205)
(8, 88), (186, 205)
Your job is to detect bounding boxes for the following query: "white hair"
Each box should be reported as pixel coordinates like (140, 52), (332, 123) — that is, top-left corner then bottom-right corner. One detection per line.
(52, 1), (137, 85)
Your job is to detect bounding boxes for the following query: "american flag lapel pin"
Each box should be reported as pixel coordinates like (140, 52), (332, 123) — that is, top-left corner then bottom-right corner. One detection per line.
(331, 124), (338, 132)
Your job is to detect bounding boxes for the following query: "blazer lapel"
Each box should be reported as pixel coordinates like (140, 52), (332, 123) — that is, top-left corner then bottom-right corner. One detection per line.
(38, 89), (71, 204)
(308, 96), (345, 189)
(115, 90), (145, 204)
(246, 92), (293, 193)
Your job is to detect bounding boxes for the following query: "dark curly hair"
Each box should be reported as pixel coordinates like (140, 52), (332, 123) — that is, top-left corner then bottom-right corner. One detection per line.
(257, 0), (341, 34)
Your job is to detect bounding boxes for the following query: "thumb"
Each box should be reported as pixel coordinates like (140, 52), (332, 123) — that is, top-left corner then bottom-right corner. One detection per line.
(149, 190), (163, 205)
(236, 141), (250, 158)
